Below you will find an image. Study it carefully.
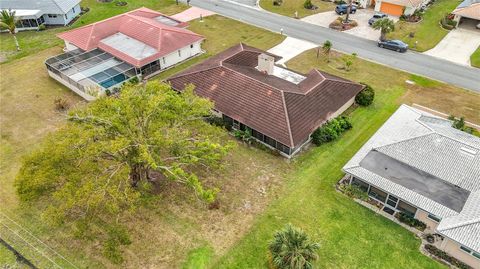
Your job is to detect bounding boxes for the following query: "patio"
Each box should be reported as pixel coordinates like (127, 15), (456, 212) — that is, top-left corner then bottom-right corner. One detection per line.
(45, 49), (137, 100)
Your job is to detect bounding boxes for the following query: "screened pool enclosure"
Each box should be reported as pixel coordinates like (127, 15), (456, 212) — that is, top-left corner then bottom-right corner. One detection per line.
(45, 49), (138, 100)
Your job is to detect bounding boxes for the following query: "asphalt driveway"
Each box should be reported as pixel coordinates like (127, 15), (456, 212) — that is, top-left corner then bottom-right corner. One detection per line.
(301, 9), (399, 41)
(424, 28), (480, 66)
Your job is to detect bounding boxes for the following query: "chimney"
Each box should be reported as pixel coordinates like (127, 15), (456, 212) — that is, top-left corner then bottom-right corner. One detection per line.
(257, 53), (275, 75)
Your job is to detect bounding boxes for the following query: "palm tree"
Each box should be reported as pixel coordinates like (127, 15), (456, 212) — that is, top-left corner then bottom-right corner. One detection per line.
(0, 9), (20, 51)
(269, 224), (320, 269)
(372, 18), (395, 41)
(344, 0), (353, 23)
(322, 40), (332, 62)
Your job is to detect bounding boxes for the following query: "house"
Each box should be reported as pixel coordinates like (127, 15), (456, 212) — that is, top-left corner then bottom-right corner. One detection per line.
(45, 7), (204, 101)
(167, 44), (364, 157)
(452, 0), (480, 28)
(342, 104), (480, 269)
(0, 0), (81, 31)
(373, 0), (425, 16)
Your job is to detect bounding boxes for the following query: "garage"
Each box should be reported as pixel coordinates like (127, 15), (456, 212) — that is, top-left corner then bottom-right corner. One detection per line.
(380, 2), (404, 16)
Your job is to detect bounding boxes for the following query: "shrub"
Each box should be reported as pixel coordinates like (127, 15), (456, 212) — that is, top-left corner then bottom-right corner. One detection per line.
(355, 84), (375, 106)
(38, 24), (46, 31)
(206, 116), (227, 128)
(273, 0), (283, 5)
(233, 129), (253, 143)
(312, 116), (352, 146)
(304, 0), (313, 9)
(396, 212), (426, 231)
(341, 184), (368, 200)
(449, 115), (475, 134)
(334, 0), (346, 4)
(269, 224), (320, 269)
(425, 245), (472, 269)
(53, 97), (70, 111)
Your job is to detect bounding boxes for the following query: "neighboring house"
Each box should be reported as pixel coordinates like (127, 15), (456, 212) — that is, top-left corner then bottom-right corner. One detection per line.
(0, 0), (81, 31)
(373, 0), (425, 16)
(167, 44), (364, 157)
(452, 0), (480, 27)
(342, 104), (480, 269)
(45, 7), (204, 101)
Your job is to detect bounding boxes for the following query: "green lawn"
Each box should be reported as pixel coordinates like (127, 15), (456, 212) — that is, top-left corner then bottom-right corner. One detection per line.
(471, 46), (480, 68)
(259, 0), (335, 18)
(0, 0), (187, 63)
(388, 0), (461, 52)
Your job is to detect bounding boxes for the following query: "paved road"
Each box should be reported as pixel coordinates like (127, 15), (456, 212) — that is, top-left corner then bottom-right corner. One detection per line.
(188, 0), (480, 92)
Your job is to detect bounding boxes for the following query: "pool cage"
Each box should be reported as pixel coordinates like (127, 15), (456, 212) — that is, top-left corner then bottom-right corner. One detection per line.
(45, 49), (138, 100)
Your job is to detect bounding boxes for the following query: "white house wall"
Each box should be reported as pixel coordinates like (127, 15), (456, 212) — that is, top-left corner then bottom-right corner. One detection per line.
(64, 4), (81, 25)
(43, 4), (80, 26)
(161, 41), (202, 69)
(64, 41), (79, 52)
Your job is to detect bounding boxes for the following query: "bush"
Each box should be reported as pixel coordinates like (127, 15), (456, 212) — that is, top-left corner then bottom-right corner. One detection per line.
(312, 116), (352, 146)
(355, 84), (375, 106)
(396, 212), (426, 231)
(341, 184), (368, 200)
(334, 0), (346, 4)
(425, 245), (472, 269)
(38, 24), (46, 31)
(273, 0), (283, 5)
(304, 0), (313, 9)
(54, 97), (70, 111)
(449, 115), (475, 134)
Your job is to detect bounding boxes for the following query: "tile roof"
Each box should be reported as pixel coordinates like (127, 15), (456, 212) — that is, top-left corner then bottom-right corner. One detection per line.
(167, 43), (363, 148)
(453, 1), (480, 20)
(343, 104), (480, 251)
(0, 0), (80, 14)
(57, 7), (203, 67)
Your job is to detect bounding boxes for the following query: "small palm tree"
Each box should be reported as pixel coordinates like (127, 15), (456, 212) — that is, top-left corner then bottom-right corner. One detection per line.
(372, 18), (395, 41)
(269, 224), (320, 269)
(0, 9), (20, 51)
(322, 40), (332, 62)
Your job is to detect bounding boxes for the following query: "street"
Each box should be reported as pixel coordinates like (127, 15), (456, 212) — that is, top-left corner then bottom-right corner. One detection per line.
(187, 0), (480, 92)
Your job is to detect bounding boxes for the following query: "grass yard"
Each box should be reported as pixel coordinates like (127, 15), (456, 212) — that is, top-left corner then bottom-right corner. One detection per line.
(0, 0), (187, 63)
(0, 13), (287, 269)
(202, 49), (479, 268)
(387, 0), (461, 52)
(471, 46), (480, 68)
(259, 0), (335, 18)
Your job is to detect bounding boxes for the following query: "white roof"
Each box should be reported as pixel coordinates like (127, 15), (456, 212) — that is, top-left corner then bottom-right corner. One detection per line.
(0, 0), (80, 15)
(343, 104), (480, 251)
(4, 9), (43, 17)
(100, 33), (157, 61)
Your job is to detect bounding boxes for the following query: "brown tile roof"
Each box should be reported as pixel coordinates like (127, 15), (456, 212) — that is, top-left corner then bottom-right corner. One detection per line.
(167, 43), (363, 148)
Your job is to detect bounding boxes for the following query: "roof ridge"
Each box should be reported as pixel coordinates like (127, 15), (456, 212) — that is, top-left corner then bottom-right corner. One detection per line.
(373, 132), (434, 151)
(419, 118), (480, 150)
(281, 91), (295, 147)
(169, 65), (223, 80)
(439, 217), (480, 231)
(222, 65), (284, 94)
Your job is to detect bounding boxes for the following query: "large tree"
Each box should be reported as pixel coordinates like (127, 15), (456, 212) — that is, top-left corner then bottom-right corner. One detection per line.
(372, 18), (395, 41)
(0, 9), (20, 51)
(15, 81), (231, 259)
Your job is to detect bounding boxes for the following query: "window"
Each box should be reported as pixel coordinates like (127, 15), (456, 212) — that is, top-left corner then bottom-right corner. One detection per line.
(65, 14), (68, 19)
(190, 44), (194, 48)
(48, 14), (57, 18)
(396, 201), (417, 217)
(473, 252), (480, 259)
(386, 195), (398, 208)
(382, 207), (395, 215)
(263, 135), (276, 148)
(351, 178), (369, 192)
(178, 50), (181, 57)
(232, 120), (239, 130)
(368, 186), (387, 203)
(162, 57), (166, 65)
(427, 214), (441, 222)
(460, 246), (472, 254)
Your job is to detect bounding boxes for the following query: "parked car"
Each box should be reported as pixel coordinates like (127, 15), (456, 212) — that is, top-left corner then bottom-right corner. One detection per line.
(335, 4), (357, 15)
(377, 40), (408, 52)
(368, 13), (388, 25)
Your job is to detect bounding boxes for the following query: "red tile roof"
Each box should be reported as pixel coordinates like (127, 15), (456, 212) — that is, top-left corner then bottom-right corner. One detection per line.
(167, 44), (363, 148)
(57, 7), (204, 67)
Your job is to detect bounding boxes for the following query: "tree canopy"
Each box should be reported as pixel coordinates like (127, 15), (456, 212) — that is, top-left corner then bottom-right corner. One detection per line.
(15, 81), (231, 261)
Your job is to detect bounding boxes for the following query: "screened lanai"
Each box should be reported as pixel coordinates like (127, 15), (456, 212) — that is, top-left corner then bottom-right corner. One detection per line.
(45, 49), (138, 99)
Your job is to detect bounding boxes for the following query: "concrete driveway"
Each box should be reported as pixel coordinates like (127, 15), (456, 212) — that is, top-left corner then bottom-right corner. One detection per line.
(171, 6), (216, 21)
(301, 9), (398, 41)
(268, 37), (318, 65)
(424, 28), (480, 66)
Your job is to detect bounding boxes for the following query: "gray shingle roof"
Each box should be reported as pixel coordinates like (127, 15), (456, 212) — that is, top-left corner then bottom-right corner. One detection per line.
(343, 104), (480, 252)
(0, 0), (80, 14)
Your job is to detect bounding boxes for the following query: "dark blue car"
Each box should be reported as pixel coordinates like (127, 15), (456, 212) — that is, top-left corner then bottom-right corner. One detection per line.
(377, 40), (408, 52)
(335, 4), (357, 15)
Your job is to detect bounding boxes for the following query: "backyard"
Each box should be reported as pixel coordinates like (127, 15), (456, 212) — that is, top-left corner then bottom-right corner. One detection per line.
(2, 1), (480, 268)
(259, 0), (335, 18)
(388, 0), (461, 51)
